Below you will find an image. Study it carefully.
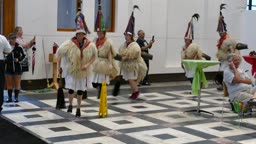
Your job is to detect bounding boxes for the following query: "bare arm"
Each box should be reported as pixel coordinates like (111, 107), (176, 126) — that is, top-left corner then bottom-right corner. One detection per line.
(230, 62), (252, 84)
(57, 56), (62, 74)
(20, 36), (35, 49)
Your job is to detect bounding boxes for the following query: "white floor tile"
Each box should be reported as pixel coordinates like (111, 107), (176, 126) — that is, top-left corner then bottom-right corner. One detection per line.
(127, 128), (205, 144)
(25, 122), (96, 138)
(3, 110), (64, 123)
(91, 116), (156, 130)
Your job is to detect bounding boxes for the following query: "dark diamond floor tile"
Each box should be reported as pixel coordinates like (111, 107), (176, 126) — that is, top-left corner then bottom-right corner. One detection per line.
(114, 120), (132, 125)
(211, 126), (232, 132)
(24, 114), (42, 119)
(49, 126), (70, 132)
(153, 133), (176, 140)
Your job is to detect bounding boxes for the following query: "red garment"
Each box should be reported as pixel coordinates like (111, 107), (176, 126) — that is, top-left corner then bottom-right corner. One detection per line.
(72, 38), (91, 59)
(243, 55), (256, 75)
(216, 33), (228, 49)
(96, 37), (107, 48)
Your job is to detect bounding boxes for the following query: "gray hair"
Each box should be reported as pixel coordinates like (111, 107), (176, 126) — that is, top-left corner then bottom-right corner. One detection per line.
(227, 53), (241, 62)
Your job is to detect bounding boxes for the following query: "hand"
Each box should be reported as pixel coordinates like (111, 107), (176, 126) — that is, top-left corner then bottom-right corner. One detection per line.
(229, 62), (235, 70)
(109, 64), (113, 70)
(81, 64), (88, 71)
(15, 58), (19, 62)
(58, 67), (63, 74)
(122, 55), (129, 61)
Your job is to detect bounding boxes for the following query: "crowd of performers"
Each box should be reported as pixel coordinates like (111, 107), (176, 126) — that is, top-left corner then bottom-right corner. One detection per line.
(1, 3), (255, 116)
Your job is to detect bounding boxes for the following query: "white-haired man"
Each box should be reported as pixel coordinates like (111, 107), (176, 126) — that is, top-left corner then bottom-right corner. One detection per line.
(223, 53), (256, 108)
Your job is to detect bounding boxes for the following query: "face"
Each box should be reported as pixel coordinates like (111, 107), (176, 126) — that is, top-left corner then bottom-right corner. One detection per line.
(219, 32), (226, 38)
(97, 31), (105, 39)
(232, 55), (241, 68)
(184, 38), (192, 45)
(76, 32), (85, 41)
(9, 37), (17, 45)
(138, 30), (145, 39)
(125, 34), (132, 42)
(17, 28), (23, 36)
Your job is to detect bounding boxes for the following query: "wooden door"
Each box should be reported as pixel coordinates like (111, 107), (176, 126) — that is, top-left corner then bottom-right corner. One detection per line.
(3, 0), (15, 37)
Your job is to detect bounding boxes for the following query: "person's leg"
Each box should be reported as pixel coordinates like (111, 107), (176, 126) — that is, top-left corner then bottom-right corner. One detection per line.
(142, 59), (150, 85)
(67, 89), (75, 112)
(76, 90), (83, 117)
(5, 75), (13, 102)
(0, 61), (5, 112)
(92, 83), (101, 99)
(13, 75), (21, 102)
(250, 87), (256, 99)
(128, 79), (140, 99)
(233, 91), (253, 109)
(129, 80), (138, 93)
(98, 84), (102, 99)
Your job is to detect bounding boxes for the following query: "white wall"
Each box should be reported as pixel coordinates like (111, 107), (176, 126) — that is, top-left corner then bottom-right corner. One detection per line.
(15, 0), (250, 80)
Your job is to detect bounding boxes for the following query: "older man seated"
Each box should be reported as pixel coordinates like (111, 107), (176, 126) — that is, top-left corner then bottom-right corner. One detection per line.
(223, 53), (256, 109)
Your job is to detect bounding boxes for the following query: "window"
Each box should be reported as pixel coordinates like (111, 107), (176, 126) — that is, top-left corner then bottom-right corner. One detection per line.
(57, 0), (115, 32)
(94, 0), (116, 32)
(57, 0), (80, 31)
(247, 0), (256, 10)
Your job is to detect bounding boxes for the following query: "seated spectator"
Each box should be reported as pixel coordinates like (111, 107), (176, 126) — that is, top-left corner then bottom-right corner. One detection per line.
(223, 53), (256, 108)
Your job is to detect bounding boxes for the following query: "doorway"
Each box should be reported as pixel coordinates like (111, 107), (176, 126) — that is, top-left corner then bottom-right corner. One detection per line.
(0, 0), (3, 34)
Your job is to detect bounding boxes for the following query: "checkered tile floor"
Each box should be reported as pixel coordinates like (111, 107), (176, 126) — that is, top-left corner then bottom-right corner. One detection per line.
(1, 82), (256, 144)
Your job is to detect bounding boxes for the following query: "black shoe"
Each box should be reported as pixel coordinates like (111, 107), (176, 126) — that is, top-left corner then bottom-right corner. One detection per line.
(228, 99), (234, 111)
(14, 98), (19, 103)
(142, 82), (151, 86)
(217, 85), (223, 91)
(76, 108), (81, 117)
(6, 99), (12, 103)
(67, 105), (73, 113)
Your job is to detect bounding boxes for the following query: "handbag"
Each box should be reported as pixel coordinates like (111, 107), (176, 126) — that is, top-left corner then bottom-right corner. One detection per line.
(20, 50), (29, 72)
(141, 51), (153, 60)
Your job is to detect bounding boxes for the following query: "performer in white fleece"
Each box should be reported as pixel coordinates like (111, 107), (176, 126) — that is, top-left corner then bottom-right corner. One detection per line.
(92, 0), (119, 99)
(119, 5), (147, 100)
(56, 10), (97, 117)
(181, 13), (204, 83)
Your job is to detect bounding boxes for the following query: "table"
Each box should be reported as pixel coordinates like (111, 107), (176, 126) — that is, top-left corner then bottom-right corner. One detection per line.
(243, 55), (256, 75)
(182, 60), (220, 115)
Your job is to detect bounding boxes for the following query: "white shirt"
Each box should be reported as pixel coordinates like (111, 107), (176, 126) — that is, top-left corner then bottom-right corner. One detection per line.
(223, 67), (251, 100)
(0, 35), (11, 60)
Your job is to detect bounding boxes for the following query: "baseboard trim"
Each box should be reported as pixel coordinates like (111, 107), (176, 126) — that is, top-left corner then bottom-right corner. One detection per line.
(20, 72), (219, 90)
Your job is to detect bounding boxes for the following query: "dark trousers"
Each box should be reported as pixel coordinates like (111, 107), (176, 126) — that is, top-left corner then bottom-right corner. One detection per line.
(0, 60), (5, 110)
(142, 59), (149, 83)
